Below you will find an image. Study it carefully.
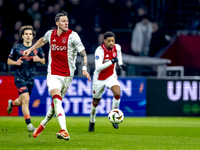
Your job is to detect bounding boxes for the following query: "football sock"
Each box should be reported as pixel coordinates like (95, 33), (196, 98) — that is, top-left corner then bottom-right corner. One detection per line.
(53, 95), (67, 131)
(90, 102), (97, 123)
(112, 95), (121, 109)
(25, 119), (31, 125)
(41, 102), (55, 127)
(24, 114), (31, 125)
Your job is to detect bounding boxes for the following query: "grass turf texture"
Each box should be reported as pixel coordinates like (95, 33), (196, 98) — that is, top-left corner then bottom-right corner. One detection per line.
(0, 117), (200, 150)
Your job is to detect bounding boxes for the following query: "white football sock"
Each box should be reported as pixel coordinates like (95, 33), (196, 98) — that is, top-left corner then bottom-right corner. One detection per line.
(41, 105), (55, 127)
(54, 97), (67, 131)
(112, 97), (121, 109)
(90, 103), (97, 123)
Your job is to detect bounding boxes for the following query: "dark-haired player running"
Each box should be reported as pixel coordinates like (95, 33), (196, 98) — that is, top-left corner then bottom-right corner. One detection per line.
(7, 25), (45, 132)
(23, 11), (91, 140)
(89, 31), (126, 132)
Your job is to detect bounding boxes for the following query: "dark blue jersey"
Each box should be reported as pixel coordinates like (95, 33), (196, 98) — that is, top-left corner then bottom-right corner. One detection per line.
(8, 43), (45, 77)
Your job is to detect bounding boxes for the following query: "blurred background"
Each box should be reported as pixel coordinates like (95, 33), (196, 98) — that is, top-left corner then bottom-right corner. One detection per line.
(1, 0), (200, 77)
(1, 0), (200, 117)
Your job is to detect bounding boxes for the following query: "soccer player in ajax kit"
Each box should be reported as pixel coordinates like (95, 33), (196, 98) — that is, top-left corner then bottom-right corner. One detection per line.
(89, 31), (126, 132)
(7, 25), (45, 131)
(23, 11), (91, 140)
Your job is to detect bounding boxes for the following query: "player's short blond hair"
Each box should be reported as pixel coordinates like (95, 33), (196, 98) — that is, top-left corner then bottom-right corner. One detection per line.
(19, 25), (36, 39)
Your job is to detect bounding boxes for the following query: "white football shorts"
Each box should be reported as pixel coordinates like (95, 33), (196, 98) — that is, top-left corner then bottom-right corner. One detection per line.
(92, 74), (120, 99)
(47, 74), (73, 98)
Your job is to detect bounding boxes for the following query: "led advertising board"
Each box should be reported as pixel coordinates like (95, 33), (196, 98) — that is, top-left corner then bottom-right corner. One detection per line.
(147, 79), (200, 116)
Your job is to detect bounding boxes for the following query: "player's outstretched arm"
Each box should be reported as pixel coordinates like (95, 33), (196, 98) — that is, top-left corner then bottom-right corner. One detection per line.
(79, 49), (91, 82)
(23, 37), (47, 56)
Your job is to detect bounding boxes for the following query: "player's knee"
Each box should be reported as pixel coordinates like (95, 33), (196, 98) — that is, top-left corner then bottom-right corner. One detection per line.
(93, 99), (101, 106)
(18, 101), (23, 106)
(114, 90), (121, 97)
(93, 101), (99, 107)
(112, 90), (121, 97)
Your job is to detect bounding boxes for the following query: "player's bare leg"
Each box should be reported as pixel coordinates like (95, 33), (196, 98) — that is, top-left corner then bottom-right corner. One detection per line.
(20, 93), (30, 115)
(20, 93), (36, 131)
(89, 98), (100, 132)
(7, 94), (35, 131)
(111, 85), (121, 129)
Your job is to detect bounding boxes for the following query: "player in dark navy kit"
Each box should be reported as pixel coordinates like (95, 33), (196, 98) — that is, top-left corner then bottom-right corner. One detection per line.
(7, 25), (45, 132)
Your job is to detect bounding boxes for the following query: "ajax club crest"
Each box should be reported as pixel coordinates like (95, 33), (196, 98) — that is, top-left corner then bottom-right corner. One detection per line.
(112, 51), (117, 57)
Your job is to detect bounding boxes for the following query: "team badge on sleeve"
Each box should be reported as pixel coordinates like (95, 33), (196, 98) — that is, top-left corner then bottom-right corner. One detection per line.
(10, 49), (14, 55)
(95, 56), (99, 60)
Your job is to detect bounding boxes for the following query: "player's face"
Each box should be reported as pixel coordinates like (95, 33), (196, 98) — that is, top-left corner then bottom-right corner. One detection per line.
(56, 16), (69, 32)
(104, 37), (115, 49)
(22, 30), (33, 43)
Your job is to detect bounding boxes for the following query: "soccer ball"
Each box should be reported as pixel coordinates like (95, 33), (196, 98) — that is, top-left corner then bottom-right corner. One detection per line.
(108, 109), (124, 124)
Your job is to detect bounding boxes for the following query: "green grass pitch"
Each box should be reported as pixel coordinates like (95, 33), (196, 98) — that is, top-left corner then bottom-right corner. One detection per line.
(1, 116), (200, 150)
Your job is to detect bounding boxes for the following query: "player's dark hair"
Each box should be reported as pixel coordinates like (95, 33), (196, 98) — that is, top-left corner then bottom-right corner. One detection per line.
(19, 25), (36, 39)
(103, 31), (116, 40)
(55, 11), (68, 22)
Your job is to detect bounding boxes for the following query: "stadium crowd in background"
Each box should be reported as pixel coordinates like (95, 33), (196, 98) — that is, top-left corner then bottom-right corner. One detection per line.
(0, 0), (156, 63)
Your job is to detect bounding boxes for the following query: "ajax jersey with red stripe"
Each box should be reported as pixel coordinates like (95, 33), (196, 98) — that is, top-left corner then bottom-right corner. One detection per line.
(43, 29), (85, 76)
(93, 43), (123, 80)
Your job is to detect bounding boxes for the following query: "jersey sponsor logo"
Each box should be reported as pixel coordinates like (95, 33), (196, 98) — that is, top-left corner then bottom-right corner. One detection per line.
(51, 44), (67, 51)
(20, 56), (33, 60)
(95, 56), (99, 60)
